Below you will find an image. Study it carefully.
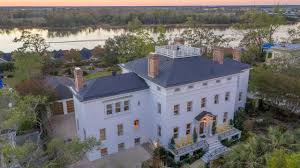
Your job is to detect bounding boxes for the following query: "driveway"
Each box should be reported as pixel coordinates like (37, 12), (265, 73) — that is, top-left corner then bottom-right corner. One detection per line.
(71, 145), (152, 168)
(48, 113), (77, 140)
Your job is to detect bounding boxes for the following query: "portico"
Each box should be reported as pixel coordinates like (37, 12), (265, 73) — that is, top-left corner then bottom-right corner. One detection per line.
(194, 111), (216, 138)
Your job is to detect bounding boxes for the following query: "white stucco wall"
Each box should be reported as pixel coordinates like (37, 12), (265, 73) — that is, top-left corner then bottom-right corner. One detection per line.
(74, 67), (250, 161)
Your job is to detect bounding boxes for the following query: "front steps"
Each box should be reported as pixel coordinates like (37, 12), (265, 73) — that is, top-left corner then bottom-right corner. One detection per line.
(201, 137), (229, 163)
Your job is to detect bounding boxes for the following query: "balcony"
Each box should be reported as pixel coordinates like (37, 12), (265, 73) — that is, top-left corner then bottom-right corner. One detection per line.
(168, 139), (209, 156)
(155, 45), (202, 59)
(218, 127), (241, 141)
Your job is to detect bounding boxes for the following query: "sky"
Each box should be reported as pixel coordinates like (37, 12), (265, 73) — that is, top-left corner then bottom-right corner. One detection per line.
(0, 0), (299, 6)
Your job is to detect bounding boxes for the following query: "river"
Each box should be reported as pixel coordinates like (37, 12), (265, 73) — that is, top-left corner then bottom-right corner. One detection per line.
(0, 23), (299, 53)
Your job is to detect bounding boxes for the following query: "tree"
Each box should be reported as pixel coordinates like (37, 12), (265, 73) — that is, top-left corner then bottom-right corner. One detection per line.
(91, 45), (105, 59)
(7, 52), (43, 87)
(223, 127), (300, 168)
(182, 22), (232, 56)
(250, 66), (300, 113)
(235, 10), (285, 64)
(13, 31), (49, 56)
(267, 150), (300, 168)
(155, 25), (168, 46)
(128, 17), (142, 32)
(63, 49), (81, 63)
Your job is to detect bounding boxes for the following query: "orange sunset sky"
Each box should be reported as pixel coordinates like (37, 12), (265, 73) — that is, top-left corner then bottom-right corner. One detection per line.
(0, 0), (299, 6)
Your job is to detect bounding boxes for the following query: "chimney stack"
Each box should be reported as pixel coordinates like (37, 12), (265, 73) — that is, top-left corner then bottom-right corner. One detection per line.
(74, 67), (84, 92)
(213, 47), (224, 64)
(232, 48), (242, 62)
(173, 37), (185, 45)
(148, 53), (159, 78)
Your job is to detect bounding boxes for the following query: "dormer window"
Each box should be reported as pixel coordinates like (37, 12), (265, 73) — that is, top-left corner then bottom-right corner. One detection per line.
(216, 80), (221, 83)
(202, 82), (208, 86)
(174, 88), (181, 92)
(188, 85), (194, 89)
(227, 77), (232, 81)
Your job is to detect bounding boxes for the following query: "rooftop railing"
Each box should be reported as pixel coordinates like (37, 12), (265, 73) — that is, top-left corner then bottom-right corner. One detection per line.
(155, 45), (202, 59)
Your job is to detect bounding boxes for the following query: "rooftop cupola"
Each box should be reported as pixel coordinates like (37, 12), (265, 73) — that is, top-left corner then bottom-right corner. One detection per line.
(213, 47), (224, 64)
(148, 53), (159, 78)
(74, 67), (84, 92)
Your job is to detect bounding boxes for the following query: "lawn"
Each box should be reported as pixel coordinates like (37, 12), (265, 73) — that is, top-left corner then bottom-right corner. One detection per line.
(84, 70), (115, 80)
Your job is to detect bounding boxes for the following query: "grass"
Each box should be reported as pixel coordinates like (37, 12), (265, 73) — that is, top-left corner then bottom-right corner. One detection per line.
(84, 70), (114, 80)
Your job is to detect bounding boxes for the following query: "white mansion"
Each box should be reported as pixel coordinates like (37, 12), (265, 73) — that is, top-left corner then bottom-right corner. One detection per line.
(71, 40), (250, 162)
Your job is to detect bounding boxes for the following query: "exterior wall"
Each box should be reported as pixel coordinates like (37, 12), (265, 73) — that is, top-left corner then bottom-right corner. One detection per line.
(75, 90), (151, 161)
(74, 67), (250, 161)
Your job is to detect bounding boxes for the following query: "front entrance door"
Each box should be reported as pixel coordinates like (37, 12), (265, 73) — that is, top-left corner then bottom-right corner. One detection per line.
(199, 121), (212, 137)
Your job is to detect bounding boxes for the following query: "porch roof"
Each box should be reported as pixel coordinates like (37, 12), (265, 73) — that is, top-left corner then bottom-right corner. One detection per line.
(195, 111), (214, 121)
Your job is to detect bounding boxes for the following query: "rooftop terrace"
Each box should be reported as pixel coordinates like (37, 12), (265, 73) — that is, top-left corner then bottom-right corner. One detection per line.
(155, 44), (202, 59)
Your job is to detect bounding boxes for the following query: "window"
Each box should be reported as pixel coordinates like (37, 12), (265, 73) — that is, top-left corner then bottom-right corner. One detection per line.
(118, 143), (125, 151)
(115, 102), (121, 113)
(225, 92), (230, 101)
(227, 77), (232, 81)
(214, 95), (219, 104)
(239, 92), (243, 101)
(157, 103), (161, 114)
(100, 148), (108, 156)
(124, 100), (129, 111)
(223, 112), (228, 123)
(201, 98), (206, 108)
(157, 125), (161, 137)
(134, 137), (141, 145)
(106, 104), (112, 115)
(216, 80), (221, 83)
(117, 124), (123, 136)
(156, 86), (161, 91)
(174, 104), (180, 115)
(202, 82), (208, 86)
(174, 88), (181, 92)
(187, 101), (192, 112)
(186, 123), (191, 135)
(134, 119), (139, 129)
(188, 85), (194, 89)
(138, 101), (140, 106)
(100, 128), (106, 141)
(173, 127), (179, 139)
(66, 100), (74, 113)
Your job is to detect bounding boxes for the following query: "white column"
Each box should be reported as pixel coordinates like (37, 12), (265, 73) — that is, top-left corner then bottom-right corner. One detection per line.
(62, 100), (68, 115)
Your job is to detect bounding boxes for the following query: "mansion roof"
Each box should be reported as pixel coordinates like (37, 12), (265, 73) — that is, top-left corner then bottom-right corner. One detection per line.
(122, 55), (250, 87)
(75, 72), (149, 101)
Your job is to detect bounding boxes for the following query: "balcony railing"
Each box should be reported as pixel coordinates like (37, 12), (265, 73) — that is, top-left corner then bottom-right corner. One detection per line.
(218, 127), (241, 141)
(169, 140), (209, 156)
(206, 146), (229, 161)
(155, 45), (202, 59)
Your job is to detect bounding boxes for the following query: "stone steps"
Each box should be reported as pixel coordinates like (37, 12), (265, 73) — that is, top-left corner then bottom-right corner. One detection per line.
(142, 142), (154, 155)
(201, 138), (229, 163)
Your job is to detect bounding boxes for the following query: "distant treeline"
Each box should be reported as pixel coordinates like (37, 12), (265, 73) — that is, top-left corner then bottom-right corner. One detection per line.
(0, 7), (243, 28)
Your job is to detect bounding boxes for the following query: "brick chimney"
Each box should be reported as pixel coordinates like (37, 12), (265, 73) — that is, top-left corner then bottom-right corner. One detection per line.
(148, 53), (159, 78)
(213, 47), (224, 64)
(74, 67), (84, 92)
(174, 37), (185, 45)
(232, 48), (242, 62)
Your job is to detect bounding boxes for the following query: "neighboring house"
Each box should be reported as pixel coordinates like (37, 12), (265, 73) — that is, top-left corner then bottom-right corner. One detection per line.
(265, 43), (300, 64)
(0, 53), (12, 63)
(45, 76), (75, 115)
(70, 40), (250, 162)
(80, 48), (92, 60)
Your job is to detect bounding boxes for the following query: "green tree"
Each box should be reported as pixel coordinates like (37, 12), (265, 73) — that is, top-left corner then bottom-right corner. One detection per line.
(13, 31), (49, 56)
(128, 17), (142, 32)
(182, 24), (232, 56)
(267, 150), (300, 168)
(7, 52), (43, 87)
(63, 49), (81, 63)
(155, 25), (168, 46)
(235, 10), (285, 64)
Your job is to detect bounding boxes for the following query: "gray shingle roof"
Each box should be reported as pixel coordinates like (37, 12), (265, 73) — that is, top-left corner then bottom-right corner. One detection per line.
(75, 72), (149, 102)
(122, 55), (250, 87)
(45, 76), (74, 100)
